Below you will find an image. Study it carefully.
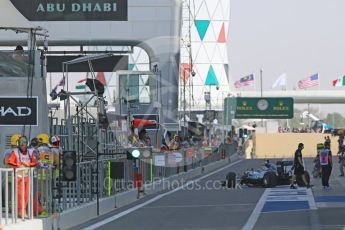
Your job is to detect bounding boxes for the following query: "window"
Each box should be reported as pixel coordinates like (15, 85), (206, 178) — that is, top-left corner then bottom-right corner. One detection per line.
(0, 51), (32, 77)
(119, 74), (154, 104)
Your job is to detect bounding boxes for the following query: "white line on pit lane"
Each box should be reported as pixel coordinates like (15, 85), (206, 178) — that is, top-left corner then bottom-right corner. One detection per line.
(143, 203), (256, 209)
(83, 159), (243, 230)
(242, 188), (270, 230)
(242, 186), (317, 229)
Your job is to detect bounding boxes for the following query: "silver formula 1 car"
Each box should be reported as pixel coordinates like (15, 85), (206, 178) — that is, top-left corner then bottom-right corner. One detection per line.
(225, 160), (310, 188)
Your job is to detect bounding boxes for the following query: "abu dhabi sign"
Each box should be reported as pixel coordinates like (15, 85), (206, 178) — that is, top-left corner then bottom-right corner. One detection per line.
(0, 97), (38, 126)
(10, 0), (128, 21)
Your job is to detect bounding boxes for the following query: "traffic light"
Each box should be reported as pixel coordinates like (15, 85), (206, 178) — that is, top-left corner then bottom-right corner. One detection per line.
(62, 151), (77, 181)
(243, 128), (248, 138)
(127, 149), (141, 160)
(239, 128), (243, 138)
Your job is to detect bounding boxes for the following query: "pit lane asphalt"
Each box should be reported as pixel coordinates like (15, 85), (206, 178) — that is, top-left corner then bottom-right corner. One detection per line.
(70, 158), (345, 230)
(70, 159), (263, 230)
(254, 157), (345, 230)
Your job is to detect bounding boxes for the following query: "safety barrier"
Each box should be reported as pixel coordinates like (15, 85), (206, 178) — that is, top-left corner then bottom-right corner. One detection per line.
(0, 143), (238, 226)
(0, 168), (37, 226)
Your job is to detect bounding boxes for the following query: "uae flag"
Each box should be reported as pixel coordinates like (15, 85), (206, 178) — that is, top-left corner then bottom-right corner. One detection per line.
(332, 76), (345, 87)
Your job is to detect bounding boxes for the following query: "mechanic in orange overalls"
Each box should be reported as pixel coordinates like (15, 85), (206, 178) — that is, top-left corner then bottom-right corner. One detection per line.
(8, 136), (38, 218)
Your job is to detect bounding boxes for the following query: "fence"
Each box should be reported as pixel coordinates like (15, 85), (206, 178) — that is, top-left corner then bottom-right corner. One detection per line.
(0, 168), (36, 225)
(0, 144), (238, 226)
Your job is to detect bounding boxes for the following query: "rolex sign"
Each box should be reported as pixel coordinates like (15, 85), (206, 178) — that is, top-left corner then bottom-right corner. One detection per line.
(10, 0), (128, 21)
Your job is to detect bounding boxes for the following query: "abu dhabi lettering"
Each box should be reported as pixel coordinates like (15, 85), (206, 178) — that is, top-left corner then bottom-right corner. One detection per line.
(36, 3), (118, 13)
(10, 0), (128, 21)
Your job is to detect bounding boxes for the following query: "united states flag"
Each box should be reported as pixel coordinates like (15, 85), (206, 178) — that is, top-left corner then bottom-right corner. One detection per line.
(234, 74), (255, 88)
(298, 74), (319, 89)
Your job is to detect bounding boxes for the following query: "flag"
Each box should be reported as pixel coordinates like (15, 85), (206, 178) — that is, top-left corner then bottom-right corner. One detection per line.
(234, 74), (254, 88)
(298, 73), (319, 89)
(332, 75), (345, 87)
(52, 76), (65, 91)
(77, 78), (87, 83)
(96, 72), (106, 86)
(271, 73), (286, 89)
(75, 85), (86, 90)
(57, 76), (65, 86)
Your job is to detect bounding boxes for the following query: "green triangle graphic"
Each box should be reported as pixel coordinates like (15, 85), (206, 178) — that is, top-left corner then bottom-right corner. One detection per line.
(128, 64), (135, 70)
(195, 20), (210, 41)
(205, 66), (219, 86)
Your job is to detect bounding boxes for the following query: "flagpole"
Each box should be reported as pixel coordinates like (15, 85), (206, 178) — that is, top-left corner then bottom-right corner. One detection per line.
(284, 72), (288, 128)
(260, 69), (263, 98)
(318, 73), (321, 118)
(49, 72), (52, 95)
(260, 68), (264, 129)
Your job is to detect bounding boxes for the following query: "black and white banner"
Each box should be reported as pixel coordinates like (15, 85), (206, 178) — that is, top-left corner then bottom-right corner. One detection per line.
(0, 97), (38, 126)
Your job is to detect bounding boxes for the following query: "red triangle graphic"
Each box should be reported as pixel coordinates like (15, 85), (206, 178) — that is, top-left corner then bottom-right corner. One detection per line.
(218, 23), (226, 43)
(96, 72), (106, 86)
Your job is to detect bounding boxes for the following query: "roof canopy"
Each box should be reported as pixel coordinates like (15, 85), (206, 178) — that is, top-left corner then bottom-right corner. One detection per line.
(0, 0), (34, 30)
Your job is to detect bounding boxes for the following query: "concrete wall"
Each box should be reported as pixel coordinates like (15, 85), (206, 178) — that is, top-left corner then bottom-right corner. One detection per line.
(255, 133), (338, 159)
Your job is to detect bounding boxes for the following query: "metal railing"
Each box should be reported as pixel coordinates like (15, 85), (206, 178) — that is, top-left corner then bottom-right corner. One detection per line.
(0, 168), (36, 225)
(0, 143), (238, 225)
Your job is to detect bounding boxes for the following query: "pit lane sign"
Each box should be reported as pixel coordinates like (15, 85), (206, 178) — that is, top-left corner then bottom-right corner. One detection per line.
(0, 97), (38, 126)
(10, 0), (128, 21)
(235, 97), (294, 119)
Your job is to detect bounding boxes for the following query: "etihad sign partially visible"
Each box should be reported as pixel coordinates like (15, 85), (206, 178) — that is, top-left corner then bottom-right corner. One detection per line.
(0, 106), (32, 117)
(0, 97), (38, 126)
(10, 0), (128, 21)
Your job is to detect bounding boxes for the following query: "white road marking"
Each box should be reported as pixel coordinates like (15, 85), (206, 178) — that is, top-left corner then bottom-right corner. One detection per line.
(243, 186), (317, 229)
(83, 159), (243, 230)
(307, 187), (317, 210)
(241, 188), (269, 230)
(143, 203), (256, 209)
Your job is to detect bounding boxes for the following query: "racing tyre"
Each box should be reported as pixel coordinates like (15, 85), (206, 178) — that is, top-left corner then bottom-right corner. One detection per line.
(226, 172), (236, 188)
(263, 172), (277, 188)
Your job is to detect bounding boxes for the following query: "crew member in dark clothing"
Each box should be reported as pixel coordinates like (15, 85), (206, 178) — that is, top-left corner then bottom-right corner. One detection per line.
(324, 136), (331, 149)
(291, 143), (311, 189)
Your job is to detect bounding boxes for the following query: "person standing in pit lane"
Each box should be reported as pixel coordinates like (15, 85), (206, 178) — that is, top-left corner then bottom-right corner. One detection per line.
(290, 143), (312, 189)
(320, 142), (333, 189)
